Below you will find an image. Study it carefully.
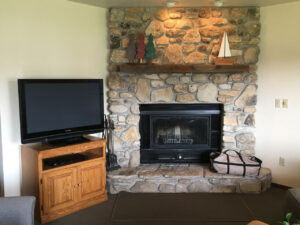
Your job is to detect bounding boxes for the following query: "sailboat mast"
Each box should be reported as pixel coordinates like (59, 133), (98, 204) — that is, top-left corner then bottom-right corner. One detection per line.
(218, 31), (231, 58)
(224, 32), (227, 58)
(215, 31), (235, 65)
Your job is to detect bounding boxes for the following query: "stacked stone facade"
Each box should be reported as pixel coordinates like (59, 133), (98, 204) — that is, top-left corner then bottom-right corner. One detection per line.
(106, 7), (270, 194)
(108, 7), (260, 168)
(107, 165), (272, 194)
(109, 7), (260, 65)
(108, 71), (258, 168)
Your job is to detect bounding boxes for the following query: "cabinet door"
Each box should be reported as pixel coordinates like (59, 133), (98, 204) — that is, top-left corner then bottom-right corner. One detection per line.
(78, 160), (106, 202)
(42, 167), (77, 214)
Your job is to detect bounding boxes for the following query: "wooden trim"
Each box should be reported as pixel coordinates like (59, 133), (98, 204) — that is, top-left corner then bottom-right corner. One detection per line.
(110, 64), (250, 73)
(21, 145), (41, 221)
(39, 139), (106, 159)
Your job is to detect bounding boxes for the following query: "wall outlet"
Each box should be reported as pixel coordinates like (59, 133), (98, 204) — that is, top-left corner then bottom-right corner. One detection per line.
(275, 99), (282, 108)
(279, 157), (285, 167)
(282, 99), (288, 108)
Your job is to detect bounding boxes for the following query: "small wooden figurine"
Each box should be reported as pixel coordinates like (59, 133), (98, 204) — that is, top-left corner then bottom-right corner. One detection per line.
(145, 34), (156, 64)
(135, 34), (146, 64)
(214, 31), (236, 65)
(126, 34), (136, 64)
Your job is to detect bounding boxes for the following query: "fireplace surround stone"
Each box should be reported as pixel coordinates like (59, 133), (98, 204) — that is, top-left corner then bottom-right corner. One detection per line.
(108, 72), (257, 168)
(106, 7), (271, 193)
(108, 7), (260, 168)
(106, 71), (266, 193)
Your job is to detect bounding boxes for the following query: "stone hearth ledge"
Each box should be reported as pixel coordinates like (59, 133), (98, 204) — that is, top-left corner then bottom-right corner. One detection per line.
(107, 165), (272, 194)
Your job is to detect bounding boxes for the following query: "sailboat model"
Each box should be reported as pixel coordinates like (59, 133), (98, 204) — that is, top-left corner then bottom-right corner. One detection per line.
(214, 32), (236, 65)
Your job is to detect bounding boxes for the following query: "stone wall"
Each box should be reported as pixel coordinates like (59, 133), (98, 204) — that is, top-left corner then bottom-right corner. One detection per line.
(109, 7), (260, 65)
(107, 165), (272, 194)
(107, 7), (260, 168)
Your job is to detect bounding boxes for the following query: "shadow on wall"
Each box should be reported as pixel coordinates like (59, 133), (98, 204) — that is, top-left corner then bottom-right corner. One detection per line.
(68, 0), (104, 7)
(8, 79), (20, 143)
(0, 113), (4, 196)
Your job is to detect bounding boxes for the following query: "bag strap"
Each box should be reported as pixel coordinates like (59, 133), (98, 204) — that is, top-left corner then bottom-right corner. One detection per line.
(226, 154), (230, 174)
(251, 156), (262, 176)
(251, 156), (262, 164)
(224, 150), (246, 177)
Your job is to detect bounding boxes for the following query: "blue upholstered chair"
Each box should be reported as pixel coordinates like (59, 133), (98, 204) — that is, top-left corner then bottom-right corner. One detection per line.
(0, 196), (36, 225)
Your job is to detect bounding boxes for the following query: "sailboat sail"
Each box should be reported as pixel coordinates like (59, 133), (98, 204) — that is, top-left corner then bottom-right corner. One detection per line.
(218, 32), (231, 58)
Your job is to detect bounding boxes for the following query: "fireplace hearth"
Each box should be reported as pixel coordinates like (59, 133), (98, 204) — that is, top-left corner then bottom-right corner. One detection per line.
(140, 104), (223, 164)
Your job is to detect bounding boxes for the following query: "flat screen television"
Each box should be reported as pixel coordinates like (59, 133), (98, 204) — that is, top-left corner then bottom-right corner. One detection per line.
(18, 79), (104, 145)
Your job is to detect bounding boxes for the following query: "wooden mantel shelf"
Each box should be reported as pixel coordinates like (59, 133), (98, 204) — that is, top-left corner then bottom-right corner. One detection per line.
(111, 64), (250, 73)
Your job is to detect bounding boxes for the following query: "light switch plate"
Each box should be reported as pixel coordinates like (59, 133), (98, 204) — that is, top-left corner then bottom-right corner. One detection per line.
(282, 99), (288, 108)
(275, 99), (281, 108)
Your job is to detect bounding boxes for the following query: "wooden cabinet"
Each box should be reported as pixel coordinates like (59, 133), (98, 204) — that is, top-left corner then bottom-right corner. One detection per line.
(21, 137), (107, 224)
(42, 167), (78, 215)
(77, 160), (106, 201)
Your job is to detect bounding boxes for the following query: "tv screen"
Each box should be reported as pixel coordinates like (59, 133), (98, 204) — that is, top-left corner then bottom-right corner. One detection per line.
(18, 79), (104, 144)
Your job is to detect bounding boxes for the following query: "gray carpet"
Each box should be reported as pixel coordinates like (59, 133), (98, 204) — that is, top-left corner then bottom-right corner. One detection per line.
(39, 186), (287, 225)
(111, 192), (254, 224)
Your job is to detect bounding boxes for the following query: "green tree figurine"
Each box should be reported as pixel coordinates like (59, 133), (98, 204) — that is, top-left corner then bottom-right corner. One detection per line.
(145, 34), (156, 63)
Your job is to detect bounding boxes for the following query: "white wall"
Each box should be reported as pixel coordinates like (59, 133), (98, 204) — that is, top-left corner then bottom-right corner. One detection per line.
(0, 115), (4, 196)
(0, 0), (108, 196)
(257, 2), (300, 187)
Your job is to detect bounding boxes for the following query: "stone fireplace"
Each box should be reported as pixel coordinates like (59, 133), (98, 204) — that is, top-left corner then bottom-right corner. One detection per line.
(108, 72), (257, 168)
(106, 7), (272, 193)
(140, 103), (222, 164)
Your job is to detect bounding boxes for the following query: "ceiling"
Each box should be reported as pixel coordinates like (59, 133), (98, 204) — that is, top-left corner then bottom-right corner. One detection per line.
(69, 0), (300, 8)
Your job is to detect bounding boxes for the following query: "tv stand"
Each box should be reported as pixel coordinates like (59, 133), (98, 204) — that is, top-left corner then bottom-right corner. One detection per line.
(45, 136), (89, 147)
(21, 136), (107, 224)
